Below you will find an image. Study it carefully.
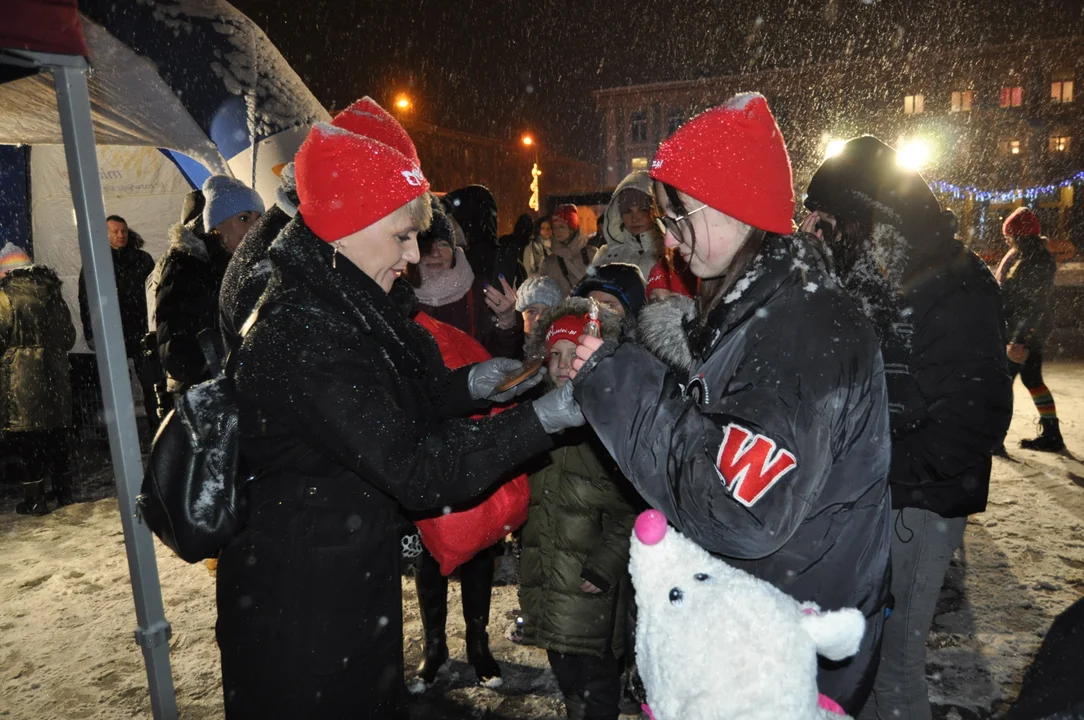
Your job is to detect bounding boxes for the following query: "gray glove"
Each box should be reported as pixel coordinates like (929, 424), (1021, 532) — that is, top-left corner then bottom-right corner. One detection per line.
(532, 382), (585, 434)
(468, 358), (545, 403)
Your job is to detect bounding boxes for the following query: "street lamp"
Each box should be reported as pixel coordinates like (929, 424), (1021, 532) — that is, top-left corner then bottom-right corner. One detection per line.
(394, 93), (412, 112)
(897, 139), (930, 171)
(521, 134), (534, 147)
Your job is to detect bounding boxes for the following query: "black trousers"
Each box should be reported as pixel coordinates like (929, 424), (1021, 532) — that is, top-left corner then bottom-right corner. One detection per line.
(1009, 344), (1046, 389)
(2, 429), (72, 484)
(547, 649), (622, 720)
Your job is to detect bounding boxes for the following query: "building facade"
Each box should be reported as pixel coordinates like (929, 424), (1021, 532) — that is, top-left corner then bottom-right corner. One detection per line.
(595, 36), (1084, 260)
(401, 119), (598, 235)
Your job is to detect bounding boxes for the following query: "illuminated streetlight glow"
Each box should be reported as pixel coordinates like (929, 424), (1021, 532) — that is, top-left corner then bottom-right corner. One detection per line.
(521, 134), (534, 147)
(394, 94), (412, 111)
(825, 139), (847, 159)
(897, 138), (930, 171)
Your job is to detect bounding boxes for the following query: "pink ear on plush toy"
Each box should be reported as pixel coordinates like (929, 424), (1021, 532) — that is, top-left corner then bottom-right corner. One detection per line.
(635, 510), (668, 545)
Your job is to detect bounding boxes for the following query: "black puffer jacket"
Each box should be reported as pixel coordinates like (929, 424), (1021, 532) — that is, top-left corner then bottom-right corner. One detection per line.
(219, 204), (292, 356)
(0, 266), (76, 432)
(806, 135), (1013, 518)
(218, 216), (553, 718)
(77, 237), (155, 356)
(997, 238), (1057, 347)
(574, 233), (892, 711)
(154, 223), (230, 391)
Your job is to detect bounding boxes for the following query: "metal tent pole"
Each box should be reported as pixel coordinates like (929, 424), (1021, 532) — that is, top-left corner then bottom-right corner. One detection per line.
(50, 56), (178, 720)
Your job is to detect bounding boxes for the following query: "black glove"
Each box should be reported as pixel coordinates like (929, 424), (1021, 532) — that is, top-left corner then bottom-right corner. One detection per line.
(532, 382), (585, 434)
(468, 358), (545, 403)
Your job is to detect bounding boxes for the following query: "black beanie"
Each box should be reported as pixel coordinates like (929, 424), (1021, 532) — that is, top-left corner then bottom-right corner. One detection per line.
(573, 262), (647, 316)
(181, 189), (205, 227)
(804, 135), (941, 234)
(418, 194), (455, 255)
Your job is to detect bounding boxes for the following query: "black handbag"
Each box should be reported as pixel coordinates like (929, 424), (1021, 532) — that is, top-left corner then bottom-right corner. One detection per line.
(137, 308), (264, 563)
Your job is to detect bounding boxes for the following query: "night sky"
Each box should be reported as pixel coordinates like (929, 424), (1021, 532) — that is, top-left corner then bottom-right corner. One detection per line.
(230, 0), (1084, 161)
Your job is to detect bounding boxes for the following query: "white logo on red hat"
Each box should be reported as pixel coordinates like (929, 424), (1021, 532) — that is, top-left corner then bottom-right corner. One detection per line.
(401, 167), (425, 187)
(651, 159), (664, 170)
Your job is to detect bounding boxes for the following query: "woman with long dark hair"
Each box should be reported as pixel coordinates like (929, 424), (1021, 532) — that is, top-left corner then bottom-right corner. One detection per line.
(563, 94), (893, 713)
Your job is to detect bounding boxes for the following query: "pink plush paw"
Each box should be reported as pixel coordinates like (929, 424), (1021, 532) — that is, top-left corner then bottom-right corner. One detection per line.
(635, 510), (668, 545)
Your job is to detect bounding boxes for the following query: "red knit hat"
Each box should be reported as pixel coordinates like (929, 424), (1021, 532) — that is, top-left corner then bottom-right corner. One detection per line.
(649, 92), (795, 235)
(295, 123), (430, 242)
(1002, 207), (1042, 238)
(552, 204), (580, 232)
(331, 97), (420, 165)
(645, 256), (695, 298)
(545, 314), (587, 352)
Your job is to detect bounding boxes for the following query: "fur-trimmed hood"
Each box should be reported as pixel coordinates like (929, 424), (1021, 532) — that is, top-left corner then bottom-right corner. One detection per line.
(633, 295), (697, 374)
(167, 221), (212, 264)
(0, 264), (63, 291)
(524, 296), (624, 361)
(597, 170), (664, 277)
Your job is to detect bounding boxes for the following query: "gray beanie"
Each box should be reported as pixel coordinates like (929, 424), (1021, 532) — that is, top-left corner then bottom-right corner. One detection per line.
(516, 276), (565, 312)
(202, 174), (265, 232)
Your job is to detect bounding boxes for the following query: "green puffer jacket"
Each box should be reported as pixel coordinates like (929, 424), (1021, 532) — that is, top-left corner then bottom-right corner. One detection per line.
(518, 426), (639, 659)
(0, 265), (76, 432)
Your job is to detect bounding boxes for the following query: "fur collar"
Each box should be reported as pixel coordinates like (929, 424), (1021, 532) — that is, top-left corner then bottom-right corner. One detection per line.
(634, 295), (697, 373)
(524, 296), (624, 361)
(267, 216), (428, 376)
(167, 222), (211, 263)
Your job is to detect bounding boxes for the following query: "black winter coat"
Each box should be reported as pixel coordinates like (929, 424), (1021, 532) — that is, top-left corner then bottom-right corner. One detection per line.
(77, 238), (154, 357)
(997, 240), (1057, 347)
(574, 233), (892, 710)
(218, 204), (291, 356)
(154, 223), (230, 392)
(217, 216), (553, 719)
(0, 266), (76, 432)
(887, 240), (1013, 517)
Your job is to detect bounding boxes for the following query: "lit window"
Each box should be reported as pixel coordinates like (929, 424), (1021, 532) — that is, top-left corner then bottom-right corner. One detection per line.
(903, 94), (925, 115)
(631, 157), (649, 172)
(1008, 139), (1021, 155)
(1052, 80), (1074, 103)
(629, 112), (649, 143)
(666, 108), (685, 136)
(1050, 135), (1070, 152)
(1000, 86), (1024, 107)
(950, 90), (973, 112)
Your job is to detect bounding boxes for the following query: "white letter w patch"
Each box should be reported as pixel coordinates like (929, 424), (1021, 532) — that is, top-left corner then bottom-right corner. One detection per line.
(714, 423), (798, 507)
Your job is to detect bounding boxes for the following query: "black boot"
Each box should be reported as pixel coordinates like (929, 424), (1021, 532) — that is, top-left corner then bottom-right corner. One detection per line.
(1020, 418), (1065, 453)
(413, 553), (449, 686)
(52, 473), (75, 508)
(16, 480), (50, 516)
(461, 548), (502, 686)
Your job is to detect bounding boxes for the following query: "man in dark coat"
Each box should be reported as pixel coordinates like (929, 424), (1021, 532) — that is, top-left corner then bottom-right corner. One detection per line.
(0, 244), (77, 515)
(77, 215), (157, 428)
(803, 135), (1013, 720)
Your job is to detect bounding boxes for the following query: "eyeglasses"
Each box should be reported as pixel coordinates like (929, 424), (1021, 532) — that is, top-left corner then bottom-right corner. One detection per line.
(657, 204), (708, 239)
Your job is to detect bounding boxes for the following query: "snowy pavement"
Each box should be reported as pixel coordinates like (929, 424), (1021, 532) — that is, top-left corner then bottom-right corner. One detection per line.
(0, 364), (1082, 719)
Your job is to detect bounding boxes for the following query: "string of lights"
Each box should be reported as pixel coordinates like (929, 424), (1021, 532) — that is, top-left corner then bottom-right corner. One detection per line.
(929, 170), (1084, 203)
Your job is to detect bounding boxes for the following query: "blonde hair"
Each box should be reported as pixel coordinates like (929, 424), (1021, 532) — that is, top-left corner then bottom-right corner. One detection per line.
(394, 193), (433, 233)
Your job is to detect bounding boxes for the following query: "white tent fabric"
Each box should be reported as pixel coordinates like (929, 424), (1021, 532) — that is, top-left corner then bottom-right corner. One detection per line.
(30, 144), (190, 353)
(0, 19), (225, 174)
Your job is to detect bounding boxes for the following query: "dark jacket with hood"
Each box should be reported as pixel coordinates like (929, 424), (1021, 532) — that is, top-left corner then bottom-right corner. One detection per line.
(996, 237), (1057, 347)
(0, 265), (77, 432)
(216, 215), (553, 718)
(806, 135), (1013, 518)
(154, 222), (231, 392)
(77, 233), (155, 356)
(517, 298), (639, 659)
(573, 233), (892, 710)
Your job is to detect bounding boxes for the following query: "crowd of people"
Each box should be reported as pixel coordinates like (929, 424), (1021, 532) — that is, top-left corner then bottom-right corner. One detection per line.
(0, 90), (1071, 719)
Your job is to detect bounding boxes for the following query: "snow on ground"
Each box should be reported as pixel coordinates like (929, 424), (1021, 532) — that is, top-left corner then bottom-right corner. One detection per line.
(1, 364), (1082, 719)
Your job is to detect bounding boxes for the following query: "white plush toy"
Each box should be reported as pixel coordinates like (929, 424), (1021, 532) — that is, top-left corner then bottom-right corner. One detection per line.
(630, 510), (865, 720)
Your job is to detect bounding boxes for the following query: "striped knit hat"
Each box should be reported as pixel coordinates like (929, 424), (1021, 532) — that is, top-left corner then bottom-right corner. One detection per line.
(0, 243), (32, 273)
